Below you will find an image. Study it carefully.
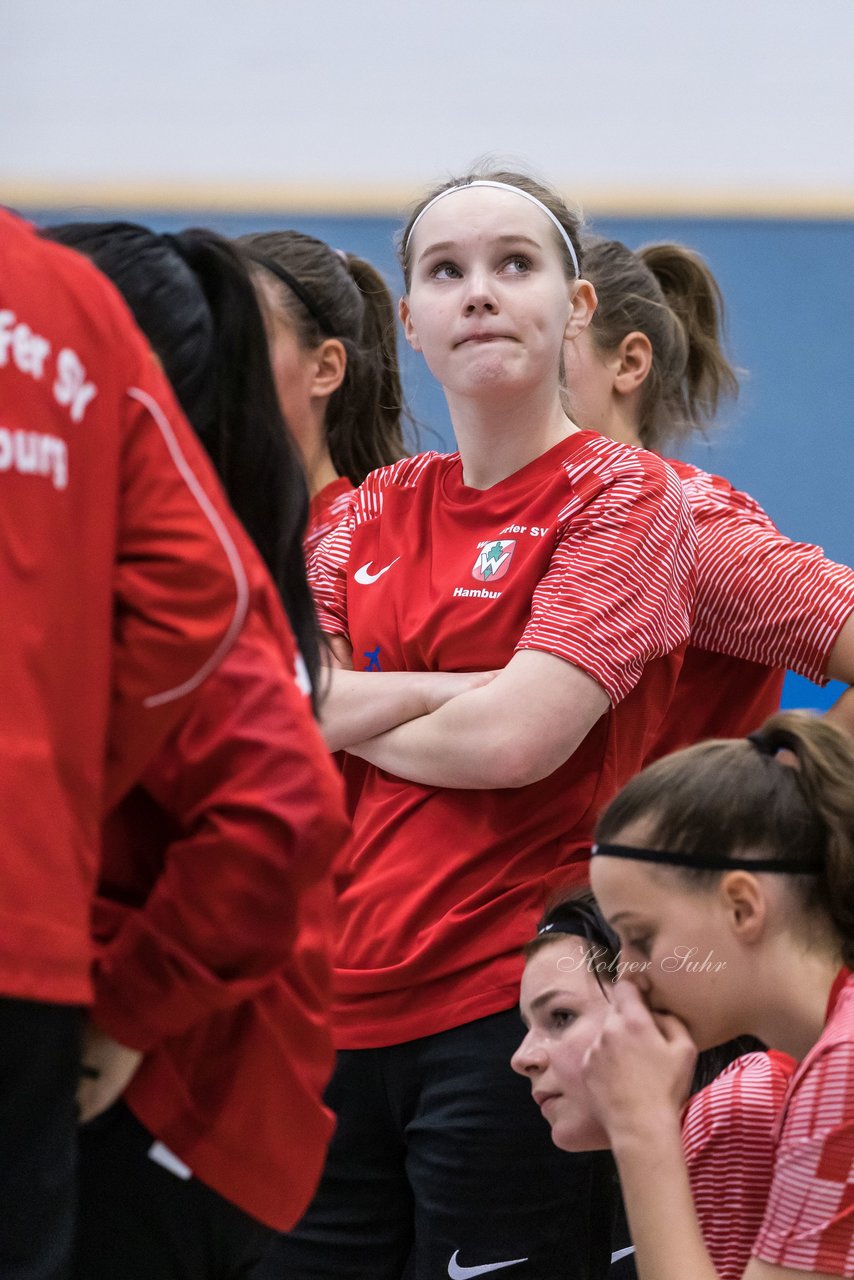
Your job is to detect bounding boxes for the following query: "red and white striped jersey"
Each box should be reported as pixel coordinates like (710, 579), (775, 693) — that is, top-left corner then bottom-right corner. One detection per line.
(682, 1051), (795, 1280)
(754, 970), (854, 1276)
(304, 476), (355, 561)
(647, 460), (854, 761)
(310, 431), (696, 1046)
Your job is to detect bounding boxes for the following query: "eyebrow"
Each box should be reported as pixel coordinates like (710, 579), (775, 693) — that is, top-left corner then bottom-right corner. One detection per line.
(529, 987), (569, 1013)
(417, 233), (543, 258)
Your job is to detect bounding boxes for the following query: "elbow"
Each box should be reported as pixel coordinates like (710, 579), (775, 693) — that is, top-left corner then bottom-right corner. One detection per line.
(482, 737), (567, 790)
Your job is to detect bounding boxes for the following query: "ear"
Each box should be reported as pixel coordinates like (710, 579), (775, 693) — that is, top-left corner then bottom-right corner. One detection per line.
(399, 295), (421, 352)
(310, 338), (347, 401)
(613, 332), (653, 397)
(564, 280), (598, 341)
(718, 871), (767, 944)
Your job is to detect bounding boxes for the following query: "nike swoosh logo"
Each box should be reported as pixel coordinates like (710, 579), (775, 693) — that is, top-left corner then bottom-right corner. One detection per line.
(610, 1246), (636, 1263)
(448, 1251), (528, 1278)
(354, 558), (399, 585)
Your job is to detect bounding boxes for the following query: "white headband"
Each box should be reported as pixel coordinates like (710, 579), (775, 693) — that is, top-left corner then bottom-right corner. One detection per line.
(404, 180), (580, 277)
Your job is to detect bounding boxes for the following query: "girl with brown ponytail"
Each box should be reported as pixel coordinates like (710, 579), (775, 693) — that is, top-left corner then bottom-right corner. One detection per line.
(237, 230), (409, 557)
(564, 238), (854, 758)
(585, 710), (854, 1280)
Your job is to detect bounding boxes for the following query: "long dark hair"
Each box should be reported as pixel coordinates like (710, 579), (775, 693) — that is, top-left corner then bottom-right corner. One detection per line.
(44, 220), (321, 702)
(238, 230), (408, 485)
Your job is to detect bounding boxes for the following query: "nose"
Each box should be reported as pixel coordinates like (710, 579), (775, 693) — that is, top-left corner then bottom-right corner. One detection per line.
(511, 1030), (546, 1077)
(462, 268), (498, 315)
(621, 957), (652, 994)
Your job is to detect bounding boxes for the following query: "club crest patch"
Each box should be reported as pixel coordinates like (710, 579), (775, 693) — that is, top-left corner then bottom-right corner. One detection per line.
(472, 539), (516, 582)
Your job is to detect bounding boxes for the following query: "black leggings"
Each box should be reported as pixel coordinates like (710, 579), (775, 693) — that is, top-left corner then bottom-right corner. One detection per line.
(255, 1008), (618, 1280)
(0, 996), (82, 1280)
(75, 1100), (276, 1279)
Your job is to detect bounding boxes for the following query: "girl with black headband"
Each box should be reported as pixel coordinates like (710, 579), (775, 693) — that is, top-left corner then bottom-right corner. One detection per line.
(237, 229), (408, 558)
(512, 893), (794, 1280)
(583, 710), (854, 1280)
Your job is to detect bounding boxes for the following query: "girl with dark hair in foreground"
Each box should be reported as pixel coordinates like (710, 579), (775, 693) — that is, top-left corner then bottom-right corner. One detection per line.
(45, 221), (349, 1279)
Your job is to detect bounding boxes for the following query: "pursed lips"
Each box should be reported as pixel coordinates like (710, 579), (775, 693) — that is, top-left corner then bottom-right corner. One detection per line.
(454, 331), (515, 347)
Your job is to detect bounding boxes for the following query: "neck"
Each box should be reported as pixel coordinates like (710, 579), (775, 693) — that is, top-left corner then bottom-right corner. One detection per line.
(748, 944), (842, 1060)
(447, 385), (578, 489)
(298, 413), (339, 498)
(593, 401), (642, 449)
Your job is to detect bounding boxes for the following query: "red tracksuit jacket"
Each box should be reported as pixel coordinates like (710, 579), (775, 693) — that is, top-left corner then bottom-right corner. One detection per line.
(0, 211), (256, 1006)
(92, 578), (349, 1229)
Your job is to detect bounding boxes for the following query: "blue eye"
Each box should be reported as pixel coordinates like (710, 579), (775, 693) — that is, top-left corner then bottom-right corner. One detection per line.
(504, 256), (531, 274)
(431, 262), (462, 280)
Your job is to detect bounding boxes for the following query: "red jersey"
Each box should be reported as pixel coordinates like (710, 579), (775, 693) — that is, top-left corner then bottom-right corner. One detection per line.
(648, 460), (854, 761)
(90, 579), (349, 1230)
(682, 1050), (796, 1280)
(0, 212), (254, 1006)
(754, 970), (854, 1275)
(304, 476), (355, 560)
(310, 432), (696, 1047)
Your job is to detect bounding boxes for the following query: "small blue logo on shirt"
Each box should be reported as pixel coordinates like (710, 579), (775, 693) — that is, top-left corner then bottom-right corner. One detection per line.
(363, 645), (382, 672)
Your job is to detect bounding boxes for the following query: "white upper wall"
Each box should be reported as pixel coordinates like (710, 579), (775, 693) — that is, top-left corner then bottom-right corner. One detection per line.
(3, 0), (853, 212)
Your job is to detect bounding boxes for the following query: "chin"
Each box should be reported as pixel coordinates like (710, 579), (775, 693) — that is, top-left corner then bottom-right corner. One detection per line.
(551, 1120), (611, 1154)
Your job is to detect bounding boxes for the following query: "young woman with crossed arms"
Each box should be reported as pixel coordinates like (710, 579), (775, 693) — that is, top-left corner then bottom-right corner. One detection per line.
(257, 169), (696, 1280)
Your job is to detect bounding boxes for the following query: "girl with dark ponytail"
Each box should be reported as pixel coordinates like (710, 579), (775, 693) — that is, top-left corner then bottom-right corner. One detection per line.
(563, 236), (854, 759)
(43, 221), (349, 1278)
(584, 711), (854, 1280)
(237, 229), (409, 557)
(46, 221), (321, 690)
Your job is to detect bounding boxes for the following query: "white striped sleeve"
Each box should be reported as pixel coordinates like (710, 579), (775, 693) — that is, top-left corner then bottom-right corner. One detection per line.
(753, 1039), (854, 1273)
(684, 472), (854, 681)
(516, 451), (697, 705)
(682, 1053), (794, 1280)
(308, 453), (440, 639)
(309, 514), (353, 640)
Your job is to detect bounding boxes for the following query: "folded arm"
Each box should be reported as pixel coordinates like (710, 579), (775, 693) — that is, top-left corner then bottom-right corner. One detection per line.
(348, 648), (610, 789)
(318, 659), (497, 753)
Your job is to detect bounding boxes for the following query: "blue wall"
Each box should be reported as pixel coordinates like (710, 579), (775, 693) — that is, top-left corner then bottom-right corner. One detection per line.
(31, 209), (853, 710)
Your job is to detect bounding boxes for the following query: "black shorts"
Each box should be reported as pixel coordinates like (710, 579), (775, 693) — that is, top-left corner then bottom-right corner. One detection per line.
(75, 1100), (276, 1279)
(254, 1008), (618, 1280)
(0, 995), (82, 1280)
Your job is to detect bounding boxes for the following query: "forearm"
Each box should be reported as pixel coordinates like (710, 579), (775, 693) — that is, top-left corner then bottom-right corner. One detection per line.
(349, 697), (508, 788)
(611, 1119), (722, 1280)
(319, 669), (433, 751)
(349, 650), (608, 788)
